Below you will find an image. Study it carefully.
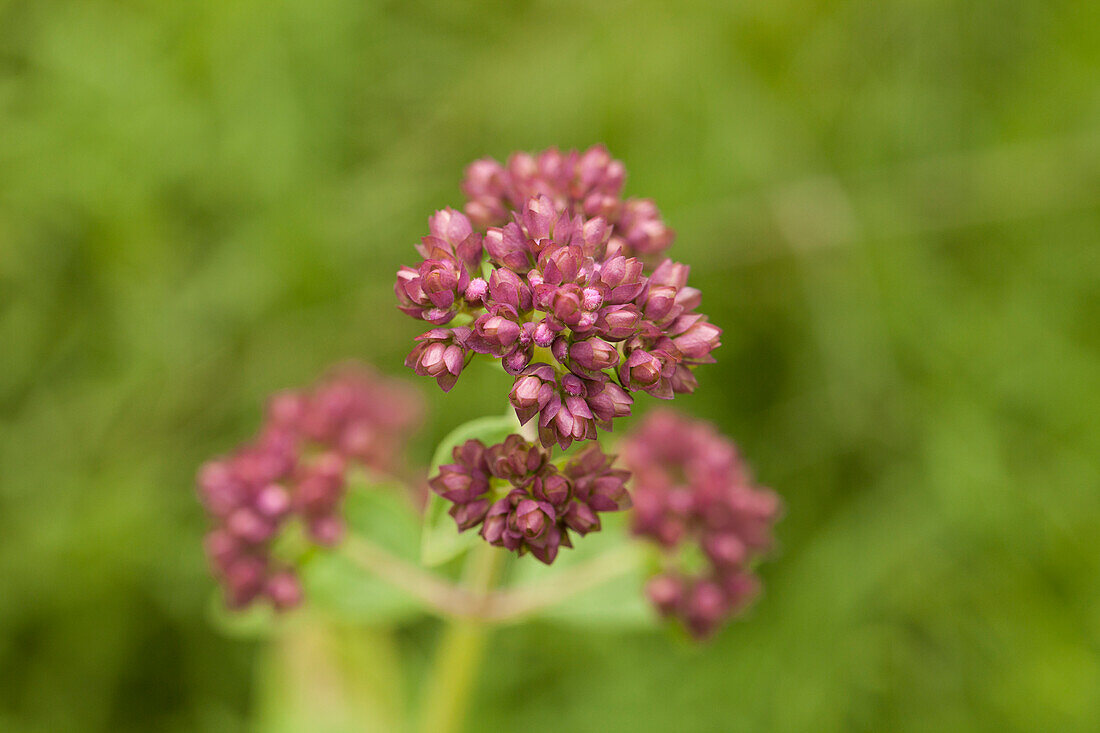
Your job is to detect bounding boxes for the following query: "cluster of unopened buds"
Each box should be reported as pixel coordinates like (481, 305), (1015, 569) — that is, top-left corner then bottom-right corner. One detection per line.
(197, 147), (781, 648)
(197, 366), (422, 609)
(398, 145), (721, 450)
(430, 435), (630, 564)
(622, 410), (782, 638)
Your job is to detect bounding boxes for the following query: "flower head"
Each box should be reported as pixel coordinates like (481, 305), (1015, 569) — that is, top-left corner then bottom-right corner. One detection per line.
(197, 365), (423, 610)
(428, 434), (630, 564)
(398, 147), (720, 450)
(622, 410), (781, 639)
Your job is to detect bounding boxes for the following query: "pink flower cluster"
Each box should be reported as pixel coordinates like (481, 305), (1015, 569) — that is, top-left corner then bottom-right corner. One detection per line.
(429, 435), (630, 564)
(621, 410), (781, 639)
(197, 365), (423, 610)
(398, 146), (720, 451)
(461, 147), (673, 262)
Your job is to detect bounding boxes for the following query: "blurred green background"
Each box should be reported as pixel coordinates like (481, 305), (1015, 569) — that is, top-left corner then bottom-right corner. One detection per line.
(3, 0), (1100, 730)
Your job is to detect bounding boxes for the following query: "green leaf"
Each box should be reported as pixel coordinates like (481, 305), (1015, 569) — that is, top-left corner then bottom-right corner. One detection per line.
(420, 414), (519, 566)
(303, 484), (429, 626)
(506, 513), (658, 630)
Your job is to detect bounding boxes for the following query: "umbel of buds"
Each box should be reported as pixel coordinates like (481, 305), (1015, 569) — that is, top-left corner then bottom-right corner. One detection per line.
(398, 146), (721, 450)
(621, 410), (781, 639)
(197, 365), (423, 610)
(429, 435), (631, 564)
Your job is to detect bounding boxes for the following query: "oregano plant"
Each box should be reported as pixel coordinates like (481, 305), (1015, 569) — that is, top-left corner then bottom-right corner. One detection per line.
(197, 147), (782, 732)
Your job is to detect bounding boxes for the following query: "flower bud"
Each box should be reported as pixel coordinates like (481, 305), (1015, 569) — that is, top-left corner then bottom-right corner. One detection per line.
(585, 379), (633, 427)
(538, 244), (584, 285)
(551, 335), (570, 365)
(254, 484), (291, 519)
(685, 580), (729, 638)
(522, 194), (557, 242)
(471, 311), (521, 356)
(618, 198), (674, 257)
(228, 508), (275, 544)
(461, 158), (509, 227)
(582, 286), (604, 311)
(569, 338), (620, 376)
(591, 307), (637, 343)
(563, 501), (601, 534)
(204, 529), (241, 569)
(525, 526), (564, 565)
(511, 372), (557, 429)
(308, 515), (345, 546)
(502, 343), (533, 375)
(703, 532), (747, 569)
(265, 570), (303, 611)
(671, 316), (722, 362)
(450, 499), (491, 531)
(485, 222), (534, 273)
(639, 283), (679, 323)
(464, 277), (488, 304)
(488, 267), (533, 311)
(405, 328), (470, 392)
(480, 499), (511, 545)
(533, 320), (555, 347)
(646, 574), (684, 616)
(267, 392), (307, 428)
(428, 207), (474, 248)
(513, 499), (554, 539)
(597, 255), (646, 304)
(224, 557), (267, 608)
(548, 285), (584, 327)
(619, 348), (667, 393)
(198, 461), (245, 517)
(419, 259), (463, 310)
(534, 472), (573, 507)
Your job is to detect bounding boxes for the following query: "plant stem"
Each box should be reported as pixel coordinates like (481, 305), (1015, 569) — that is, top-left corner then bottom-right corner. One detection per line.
(417, 543), (504, 733)
(480, 542), (639, 622)
(342, 535), (472, 617)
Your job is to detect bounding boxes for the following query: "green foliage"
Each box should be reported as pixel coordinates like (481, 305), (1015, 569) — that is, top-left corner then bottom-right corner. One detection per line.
(507, 514), (656, 630)
(304, 484), (428, 625)
(2, 0), (1100, 731)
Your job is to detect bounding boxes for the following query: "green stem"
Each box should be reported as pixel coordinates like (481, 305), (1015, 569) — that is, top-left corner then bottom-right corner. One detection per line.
(417, 543), (504, 733)
(479, 542), (639, 623)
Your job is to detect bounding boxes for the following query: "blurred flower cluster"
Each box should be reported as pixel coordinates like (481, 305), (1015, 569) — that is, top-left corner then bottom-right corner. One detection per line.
(622, 410), (781, 638)
(399, 146), (721, 450)
(429, 435), (630, 564)
(197, 365), (423, 609)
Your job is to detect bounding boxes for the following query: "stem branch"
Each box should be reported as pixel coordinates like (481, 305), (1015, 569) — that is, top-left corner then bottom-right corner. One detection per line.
(480, 543), (639, 622)
(342, 535), (639, 623)
(341, 535), (473, 618)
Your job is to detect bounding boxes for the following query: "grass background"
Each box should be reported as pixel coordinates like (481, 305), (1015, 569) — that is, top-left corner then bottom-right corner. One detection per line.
(2, 0), (1099, 730)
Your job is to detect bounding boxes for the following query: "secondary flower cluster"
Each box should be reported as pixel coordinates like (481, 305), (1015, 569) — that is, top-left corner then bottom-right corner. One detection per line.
(429, 434), (631, 564)
(622, 410), (781, 639)
(197, 365), (423, 610)
(399, 146), (721, 450)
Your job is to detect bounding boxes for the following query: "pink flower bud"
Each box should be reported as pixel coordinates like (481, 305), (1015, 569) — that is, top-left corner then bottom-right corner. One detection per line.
(464, 277), (488, 303)
(646, 574), (684, 616)
(308, 515), (344, 546)
(266, 570), (303, 611)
